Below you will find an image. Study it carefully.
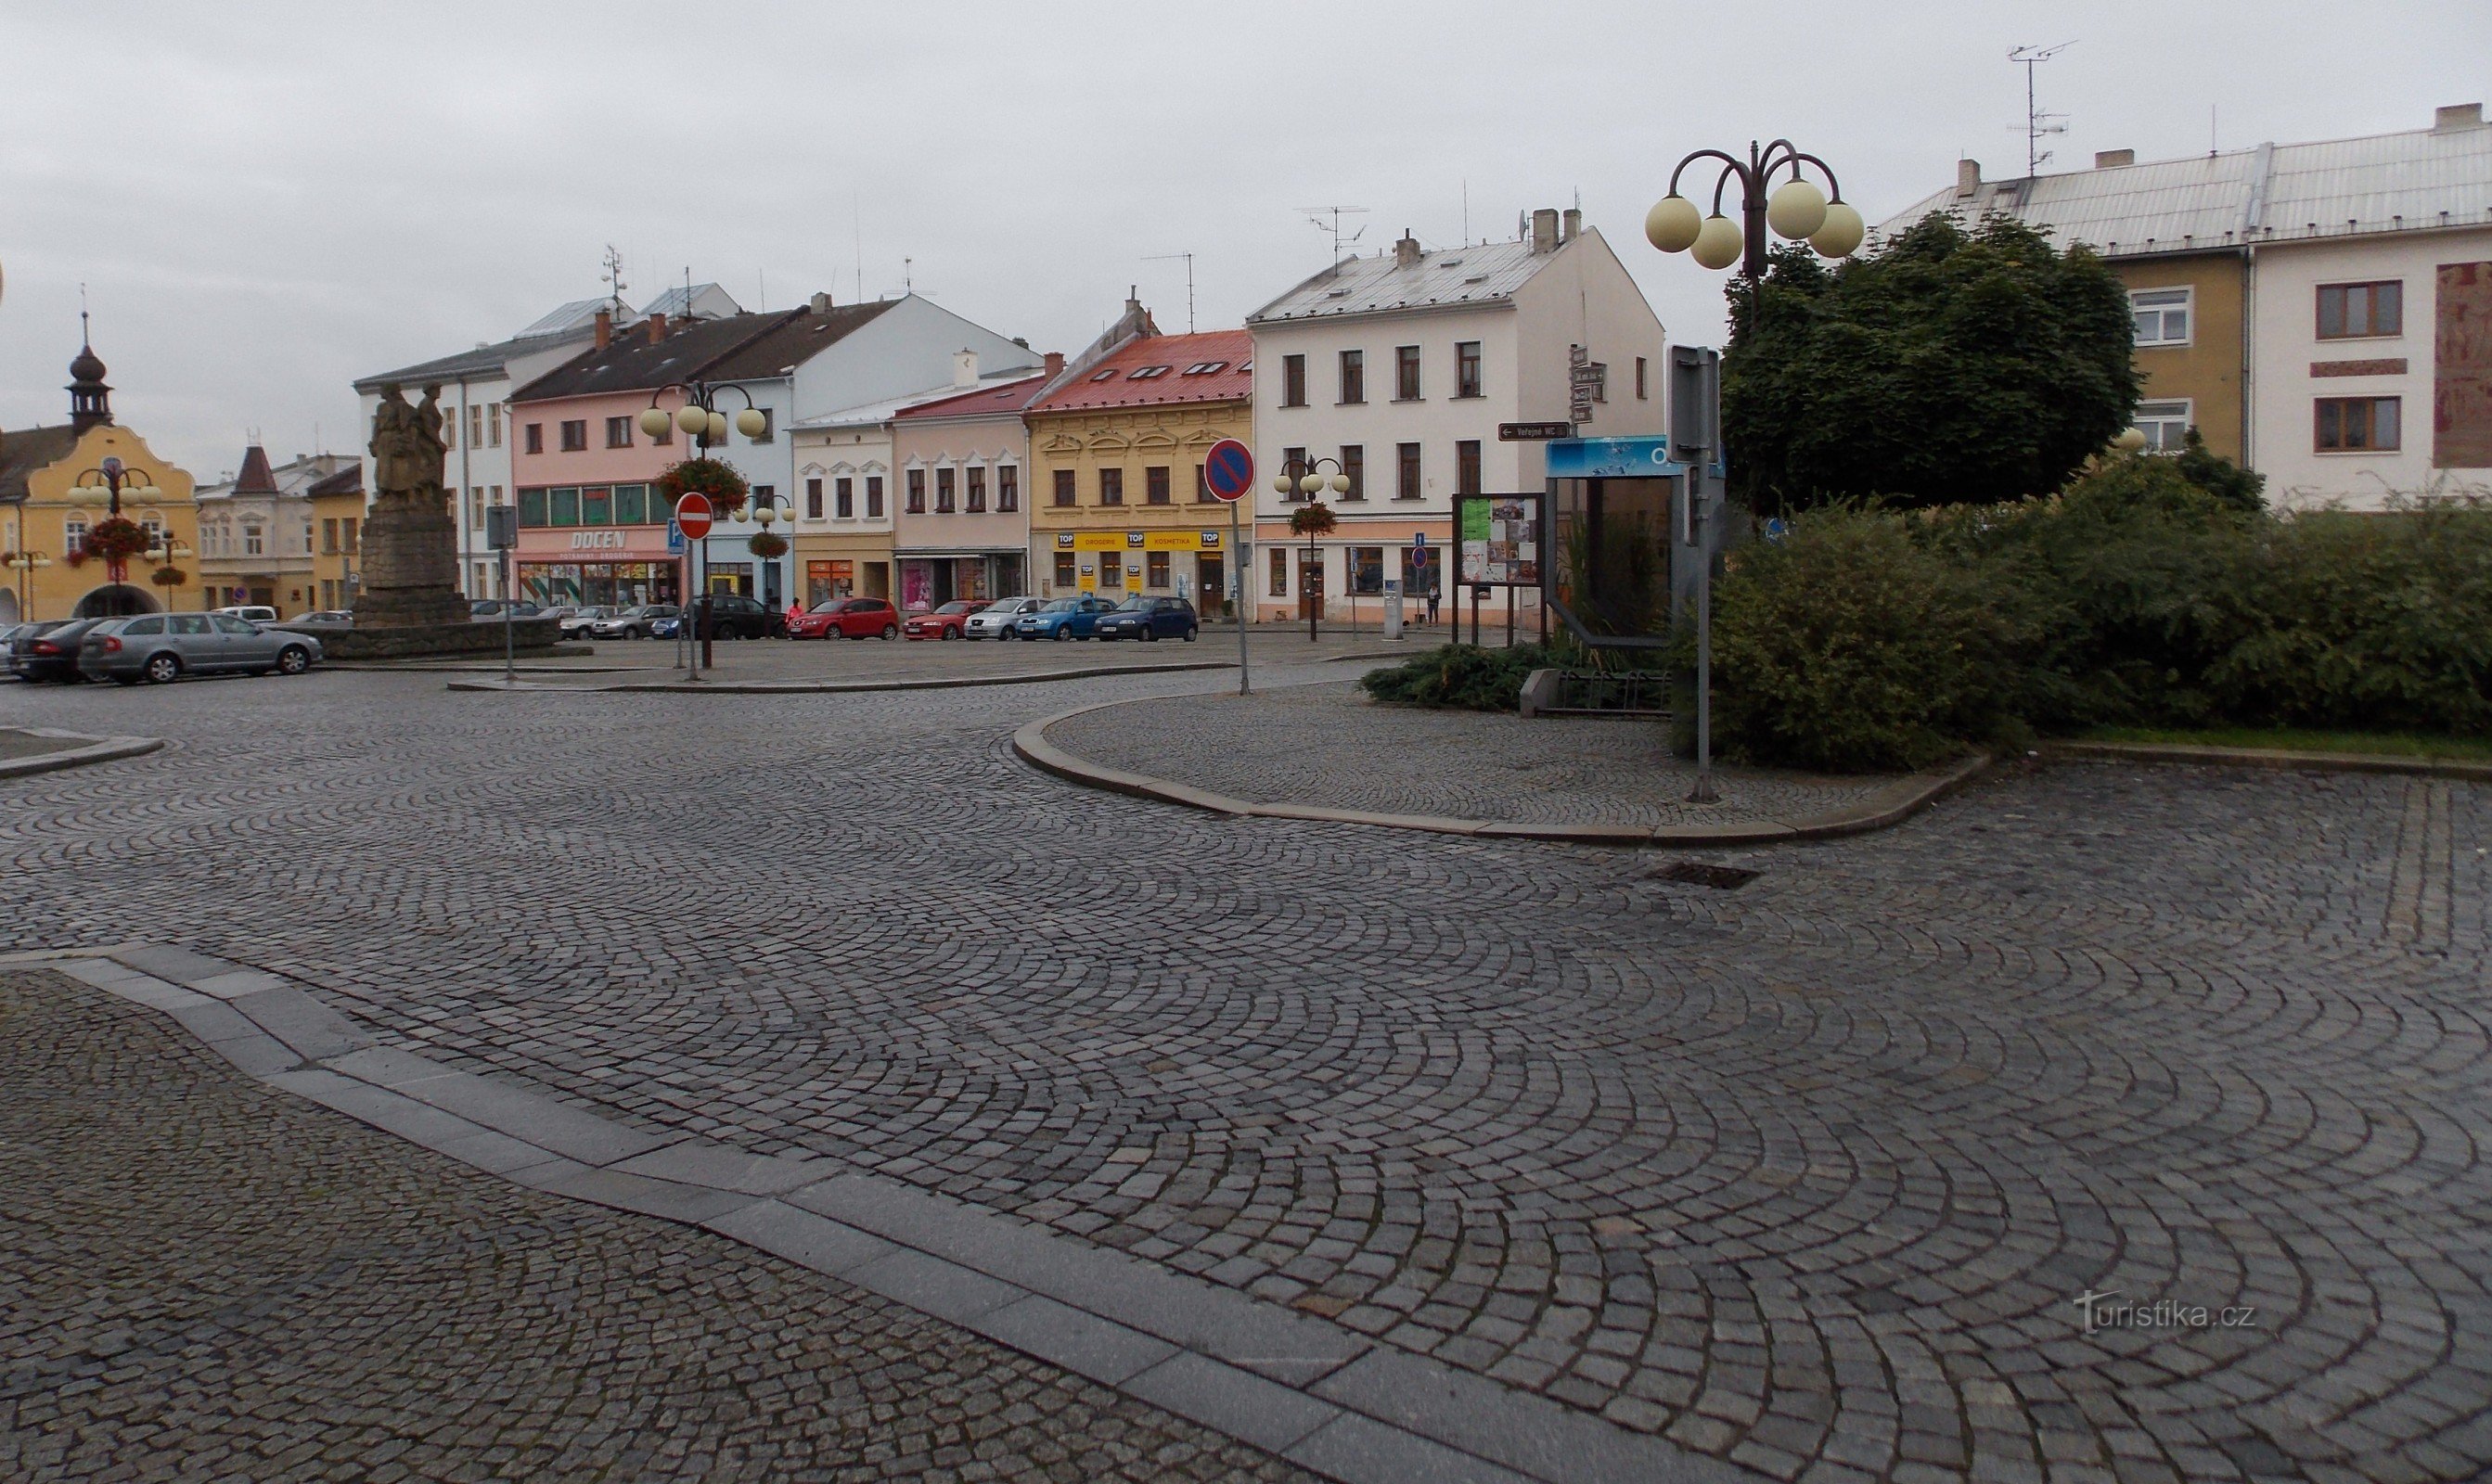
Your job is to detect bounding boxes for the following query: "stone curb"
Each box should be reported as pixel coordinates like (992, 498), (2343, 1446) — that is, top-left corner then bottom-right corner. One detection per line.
(0, 726), (164, 780)
(446, 659), (1239, 695)
(1013, 700), (1990, 849)
(33, 946), (1758, 1484)
(2044, 739), (2492, 782)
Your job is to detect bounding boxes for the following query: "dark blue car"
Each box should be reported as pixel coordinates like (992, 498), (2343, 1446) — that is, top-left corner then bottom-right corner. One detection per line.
(1092, 595), (1199, 642)
(1013, 595), (1116, 640)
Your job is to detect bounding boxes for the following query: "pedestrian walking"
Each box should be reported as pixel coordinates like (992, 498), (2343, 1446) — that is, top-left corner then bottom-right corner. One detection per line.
(1425, 582), (1441, 627)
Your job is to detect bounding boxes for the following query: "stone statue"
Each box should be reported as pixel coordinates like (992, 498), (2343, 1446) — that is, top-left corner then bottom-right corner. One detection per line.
(352, 381), (469, 631)
(367, 383), (443, 498)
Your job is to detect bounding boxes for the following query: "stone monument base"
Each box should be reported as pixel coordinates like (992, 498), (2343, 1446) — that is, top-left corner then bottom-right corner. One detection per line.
(328, 617), (565, 660)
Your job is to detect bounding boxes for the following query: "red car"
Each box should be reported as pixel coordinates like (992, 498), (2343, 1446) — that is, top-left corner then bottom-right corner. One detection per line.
(903, 600), (984, 640)
(788, 596), (900, 640)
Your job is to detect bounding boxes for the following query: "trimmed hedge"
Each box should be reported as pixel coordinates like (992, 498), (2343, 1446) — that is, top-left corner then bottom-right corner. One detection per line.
(1359, 644), (1555, 711)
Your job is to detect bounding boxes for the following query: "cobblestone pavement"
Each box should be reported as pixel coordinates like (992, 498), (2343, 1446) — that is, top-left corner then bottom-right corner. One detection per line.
(0, 968), (1312, 1483)
(3, 668), (2489, 1483)
(1047, 681), (1898, 827)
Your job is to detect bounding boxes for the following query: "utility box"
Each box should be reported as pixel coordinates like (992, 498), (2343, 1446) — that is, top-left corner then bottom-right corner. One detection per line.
(484, 505), (519, 550)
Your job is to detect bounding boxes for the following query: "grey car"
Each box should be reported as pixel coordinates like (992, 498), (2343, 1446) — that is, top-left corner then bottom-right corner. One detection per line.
(78, 612), (323, 684)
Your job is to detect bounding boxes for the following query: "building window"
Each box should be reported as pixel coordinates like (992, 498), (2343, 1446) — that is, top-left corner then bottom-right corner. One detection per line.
(1268, 546), (1288, 596)
(1146, 466), (1171, 505)
(1339, 349), (1365, 403)
(1635, 357), (1650, 400)
(243, 525), (264, 556)
(834, 478), (854, 518)
(998, 467), (1019, 512)
(1047, 469), (1074, 507)
(1053, 551), (1077, 589)
(1282, 354), (1307, 407)
(1099, 467), (1124, 505)
(64, 518), (86, 554)
(1350, 545), (1383, 595)
(2132, 400), (2192, 452)
(1457, 439), (1482, 495)
(1340, 444), (1365, 501)
(519, 489), (547, 526)
(441, 415), (456, 451)
(649, 415), (671, 446)
(966, 467), (986, 513)
(549, 488), (581, 526)
(935, 467), (956, 513)
(581, 487), (611, 525)
(1280, 446), (1307, 500)
(559, 419), (587, 452)
(866, 476), (884, 518)
(906, 468), (927, 514)
(2130, 288), (2192, 347)
(805, 477), (824, 519)
(524, 423), (543, 454)
(1194, 463), (1214, 503)
(470, 488), (486, 528)
(491, 484), (504, 505)
(1394, 345), (1421, 400)
(322, 518), (340, 554)
(613, 484), (648, 524)
(468, 406), (483, 447)
(748, 407), (775, 442)
(2315, 396), (2401, 452)
(1455, 341), (1483, 398)
(1396, 442), (1422, 500)
(488, 404), (502, 447)
(2318, 281), (2403, 339)
(342, 518), (358, 554)
(604, 415), (633, 448)
(1147, 551), (1170, 589)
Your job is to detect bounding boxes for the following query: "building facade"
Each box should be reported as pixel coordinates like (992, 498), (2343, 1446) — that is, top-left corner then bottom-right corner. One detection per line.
(1024, 327), (1254, 616)
(194, 445), (357, 616)
(306, 463), (366, 612)
(888, 358), (1056, 608)
(0, 336), (200, 625)
(1245, 210), (1665, 623)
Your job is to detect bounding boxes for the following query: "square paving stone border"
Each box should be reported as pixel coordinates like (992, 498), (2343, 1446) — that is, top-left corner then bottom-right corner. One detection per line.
(19, 941), (1761, 1484)
(0, 724), (163, 779)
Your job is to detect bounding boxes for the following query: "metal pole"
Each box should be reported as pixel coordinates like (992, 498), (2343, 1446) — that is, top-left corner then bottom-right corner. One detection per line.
(502, 547), (515, 684)
(1506, 583), (1514, 649)
(1688, 481), (1718, 804)
(1229, 494), (1250, 695)
(1306, 542), (1317, 643)
(700, 535), (714, 671)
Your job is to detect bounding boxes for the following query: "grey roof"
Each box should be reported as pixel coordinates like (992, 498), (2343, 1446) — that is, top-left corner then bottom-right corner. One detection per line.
(638, 282), (744, 321)
(510, 311), (799, 403)
(699, 301), (900, 384)
(1247, 236), (1558, 325)
(1875, 109), (2492, 258)
(0, 423), (81, 504)
(513, 298), (621, 339)
(354, 320), (601, 393)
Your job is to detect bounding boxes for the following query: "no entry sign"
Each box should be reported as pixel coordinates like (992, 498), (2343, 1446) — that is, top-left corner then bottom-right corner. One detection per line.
(1203, 439), (1253, 501)
(674, 493), (714, 541)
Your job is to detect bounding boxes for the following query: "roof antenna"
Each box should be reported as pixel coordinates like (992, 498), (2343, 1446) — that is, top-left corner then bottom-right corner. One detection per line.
(1296, 205), (1368, 271)
(602, 246), (627, 318)
(2008, 41), (2075, 177)
(79, 282), (91, 346)
(904, 257), (913, 294)
(1144, 251), (1196, 333)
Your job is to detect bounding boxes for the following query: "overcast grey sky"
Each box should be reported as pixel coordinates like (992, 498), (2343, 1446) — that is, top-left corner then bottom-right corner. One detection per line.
(4, 1), (2485, 480)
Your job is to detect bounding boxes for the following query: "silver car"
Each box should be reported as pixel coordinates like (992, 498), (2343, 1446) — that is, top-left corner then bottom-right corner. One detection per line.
(77, 612), (324, 684)
(963, 596), (1046, 639)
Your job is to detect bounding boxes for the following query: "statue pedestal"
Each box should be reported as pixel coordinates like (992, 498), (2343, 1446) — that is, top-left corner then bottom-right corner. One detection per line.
(354, 487), (469, 628)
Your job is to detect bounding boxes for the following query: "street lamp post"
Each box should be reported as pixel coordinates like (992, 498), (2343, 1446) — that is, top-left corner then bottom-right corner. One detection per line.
(750, 495), (793, 633)
(1644, 139), (1864, 281)
(6, 549), (53, 622)
(640, 381), (767, 672)
(65, 455), (167, 617)
(1271, 454), (1350, 642)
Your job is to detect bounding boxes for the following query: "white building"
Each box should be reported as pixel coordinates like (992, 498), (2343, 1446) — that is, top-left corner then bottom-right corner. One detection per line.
(192, 444), (356, 616)
(1245, 208), (1665, 622)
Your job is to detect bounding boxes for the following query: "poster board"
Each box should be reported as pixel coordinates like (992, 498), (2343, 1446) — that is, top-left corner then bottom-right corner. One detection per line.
(1455, 493), (1544, 588)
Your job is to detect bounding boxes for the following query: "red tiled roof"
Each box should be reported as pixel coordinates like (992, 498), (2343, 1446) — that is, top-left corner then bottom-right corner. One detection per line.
(232, 444), (280, 495)
(1027, 329), (1251, 416)
(893, 373), (1052, 421)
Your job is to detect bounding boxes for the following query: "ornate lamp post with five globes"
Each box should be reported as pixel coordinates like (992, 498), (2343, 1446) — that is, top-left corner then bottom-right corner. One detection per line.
(1645, 140), (1865, 279)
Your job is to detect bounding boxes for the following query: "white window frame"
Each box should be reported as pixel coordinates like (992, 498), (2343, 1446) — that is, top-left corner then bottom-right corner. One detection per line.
(2130, 287), (2192, 348)
(2132, 399), (2192, 453)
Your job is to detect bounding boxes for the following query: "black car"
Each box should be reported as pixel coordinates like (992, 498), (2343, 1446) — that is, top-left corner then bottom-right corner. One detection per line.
(1093, 596), (1200, 642)
(693, 593), (785, 640)
(7, 619), (108, 683)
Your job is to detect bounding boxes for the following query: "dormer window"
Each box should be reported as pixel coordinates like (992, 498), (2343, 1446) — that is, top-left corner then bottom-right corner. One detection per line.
(1089, 369), (1117, 382)
(1182, 361), (1227, 376)
(1127, 365), (1171, 379)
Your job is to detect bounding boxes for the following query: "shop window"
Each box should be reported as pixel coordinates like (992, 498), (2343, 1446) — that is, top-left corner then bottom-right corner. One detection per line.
(835, 477), (854, 518)
(1053, 551), (1077, 588)
(997, 467), (1019, 512)
(966, 467), (985, 513)
(1351, 545), (1384, 595)
(1147, 551), (1170, 589)
(2315, 396), (2400, 452)
(549, 487), (581, 526)
(1099, 468), (1124, 506)
(2318, 281), (2402, 339)
(614, 484), (649, 524)
(1147, 466), (1171, 505)
(583, 487), (612, 525)
(935, 467), (956, 513)
(519, 488), (547, 527)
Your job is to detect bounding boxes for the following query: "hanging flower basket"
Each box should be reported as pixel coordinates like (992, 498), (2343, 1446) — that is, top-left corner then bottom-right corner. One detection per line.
(656, 457), (749, 516)
(83, 517), (152, 563)
(151, 565), (190, 588)
(746, 531), (789, 559)
(63, 548), (88, 569)
(1289, 502), (1339, 538)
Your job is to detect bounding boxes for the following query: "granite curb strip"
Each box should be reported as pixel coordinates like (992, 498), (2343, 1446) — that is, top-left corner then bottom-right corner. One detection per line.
(443, 647), (1403, 696)
(37, 945), (1757, 1484)
(2045, 738), (2492, 782)
(0, 726), (164, 780)
(1014, 698), (1990, 848)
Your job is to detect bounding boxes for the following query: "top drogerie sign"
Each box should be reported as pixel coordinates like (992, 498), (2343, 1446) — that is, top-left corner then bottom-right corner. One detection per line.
(1203, 438), (1254, 501)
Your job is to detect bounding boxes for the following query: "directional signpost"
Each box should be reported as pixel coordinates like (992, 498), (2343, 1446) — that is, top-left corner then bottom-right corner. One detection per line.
(674, 494), (713, 679)
(1202, 438), (1254, 694)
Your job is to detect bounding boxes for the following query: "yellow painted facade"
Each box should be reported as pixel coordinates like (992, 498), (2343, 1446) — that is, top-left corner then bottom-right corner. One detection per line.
(1025, 402), (1251, 607)
(3, 423), (201, 625)
(309, 485), (368, 613)
(2116, 254), (2250, 463)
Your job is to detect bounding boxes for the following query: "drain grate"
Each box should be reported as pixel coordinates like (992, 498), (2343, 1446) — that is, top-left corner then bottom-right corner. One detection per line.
(1647, 860), (1762, 890)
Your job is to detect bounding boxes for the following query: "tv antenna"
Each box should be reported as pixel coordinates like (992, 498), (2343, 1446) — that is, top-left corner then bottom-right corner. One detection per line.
(602, 245), (627, 317)
(1297, 205), (1368, 269)
(1144, 251), (1195, 333)
(2009, 42), (2075, 177)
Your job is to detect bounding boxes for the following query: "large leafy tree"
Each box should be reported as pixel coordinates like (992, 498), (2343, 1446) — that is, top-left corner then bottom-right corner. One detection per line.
(1724, 212), (2140, 513)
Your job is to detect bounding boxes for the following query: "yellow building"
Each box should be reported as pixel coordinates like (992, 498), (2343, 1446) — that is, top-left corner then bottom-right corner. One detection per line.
(1, 337), (202, 626)
(1024, 327), (1252, 615)
(307, 463), (368, 613)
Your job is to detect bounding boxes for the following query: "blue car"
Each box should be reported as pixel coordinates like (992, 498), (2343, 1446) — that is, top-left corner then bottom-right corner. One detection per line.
(649, 613), (683, 639)
(1012, 595), (1116, 640)
(1093, 595), (1199, 642)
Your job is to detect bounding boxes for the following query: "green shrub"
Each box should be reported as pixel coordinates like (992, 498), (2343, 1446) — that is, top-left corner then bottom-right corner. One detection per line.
(1359, 644), (1556, 711)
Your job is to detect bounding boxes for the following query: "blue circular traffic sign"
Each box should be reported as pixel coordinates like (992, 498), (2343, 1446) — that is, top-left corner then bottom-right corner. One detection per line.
(1204, 438), (1254, 501)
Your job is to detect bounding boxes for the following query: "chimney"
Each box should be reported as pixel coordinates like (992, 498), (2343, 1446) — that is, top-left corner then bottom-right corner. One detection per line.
(647, 312), (668, 345)
(1043, 352), (1066, 380)
(809, 290), (834, 313)
(1956, 159), (1982, 198)
(1561, 207), (1582, 243)
(1394, 230), (1421, 268)
(2435, 102), (2486, 132)
(953, 349), (979, 388)
(1531, 208), (1560, 253)
(593, 308), (612, 349)
(2094, 148), (2135, 169)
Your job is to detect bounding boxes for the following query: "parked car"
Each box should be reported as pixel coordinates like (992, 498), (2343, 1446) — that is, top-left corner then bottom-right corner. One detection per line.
(589, 604), (676, 639)
(2, 620), (71, 676)
(1094, 595), (1200, 642)
(902, 599), (984, 641)
(788, 596), (901, 640)
(649, 612), (684, 640)
(1011, 594), (1117, 641)
(469, 598), (545, 621)
(214, 604), (280, 624)
(691, 593), (786, 640)
(962, 596), (1045, 640)
(78, 612), (323, 684)
(7, 620), (104, 683)
(271, 610), (353, 638)
(559, 606), (617, 640)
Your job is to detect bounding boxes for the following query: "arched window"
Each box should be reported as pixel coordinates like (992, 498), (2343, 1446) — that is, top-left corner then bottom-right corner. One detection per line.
(64, 518), (87, 554)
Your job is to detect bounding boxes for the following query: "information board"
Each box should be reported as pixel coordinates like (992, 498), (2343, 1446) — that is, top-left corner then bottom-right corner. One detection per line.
(1456, 493), (1543, 588)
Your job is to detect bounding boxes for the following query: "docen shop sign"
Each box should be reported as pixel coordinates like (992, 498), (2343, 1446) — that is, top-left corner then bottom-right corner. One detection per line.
(515, 527), (678, 560)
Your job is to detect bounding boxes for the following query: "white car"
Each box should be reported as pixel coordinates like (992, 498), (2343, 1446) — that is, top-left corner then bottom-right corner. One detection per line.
(214, 604), (280, 624)
(963, 596), (1046, 639)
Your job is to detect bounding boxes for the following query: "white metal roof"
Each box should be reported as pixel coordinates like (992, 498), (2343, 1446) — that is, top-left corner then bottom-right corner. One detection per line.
(1247, 237), (1556, 325)
(1875, 110), (2492, 258)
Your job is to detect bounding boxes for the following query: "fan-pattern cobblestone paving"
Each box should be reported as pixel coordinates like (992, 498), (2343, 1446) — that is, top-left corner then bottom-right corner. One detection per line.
(4, 667), (2489, 1483)
(1046, 680), (1898, 826)
(0, 969), (1312, 1483)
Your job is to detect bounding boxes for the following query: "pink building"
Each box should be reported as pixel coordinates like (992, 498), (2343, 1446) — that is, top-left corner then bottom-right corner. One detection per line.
(889, 360), (1059, 606)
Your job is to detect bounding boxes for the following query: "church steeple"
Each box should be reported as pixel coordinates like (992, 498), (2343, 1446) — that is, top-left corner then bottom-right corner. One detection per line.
(68, 313), (112, 434)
